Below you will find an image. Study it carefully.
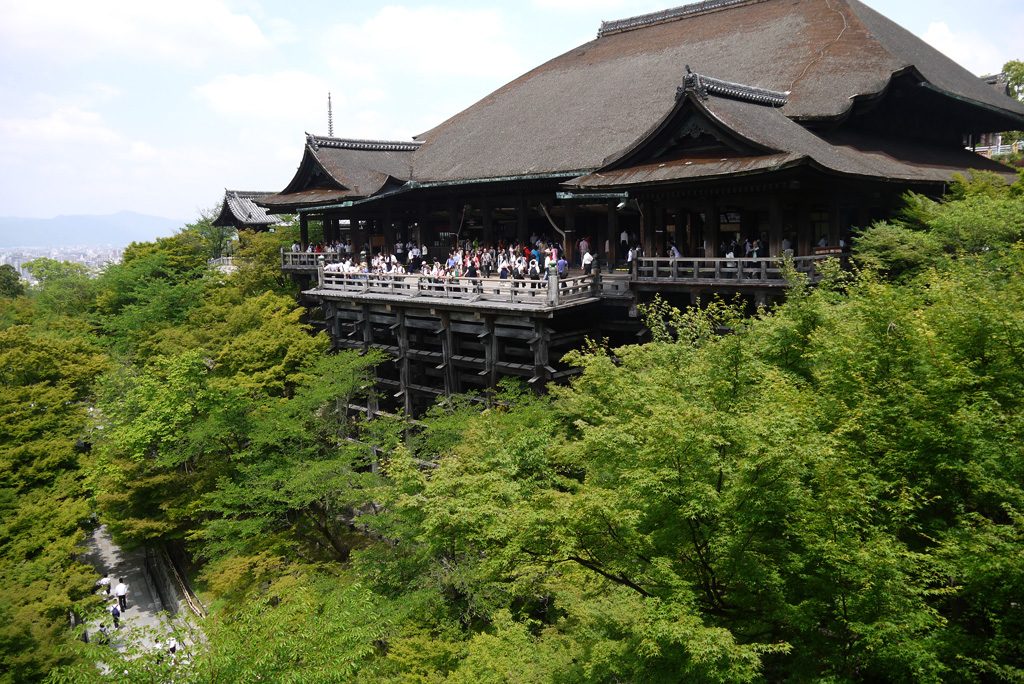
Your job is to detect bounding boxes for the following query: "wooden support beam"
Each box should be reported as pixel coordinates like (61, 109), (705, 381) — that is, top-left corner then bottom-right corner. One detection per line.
(361, 305), (373, 355)
(530, 319), (549, 386)
(482, 317), (497, 389)
(438, 312), (456, 397)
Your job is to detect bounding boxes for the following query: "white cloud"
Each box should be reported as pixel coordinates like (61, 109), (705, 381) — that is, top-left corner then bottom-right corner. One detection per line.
(322, 6), (526, 80)
(194, 70), (330, 122)
(0, 0), (274, 67)
(922, 21), (1005, 75)
(0, 106), (123, 145)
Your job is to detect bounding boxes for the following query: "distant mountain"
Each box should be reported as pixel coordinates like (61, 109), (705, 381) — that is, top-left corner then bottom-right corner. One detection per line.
(0, 211), (185, 248)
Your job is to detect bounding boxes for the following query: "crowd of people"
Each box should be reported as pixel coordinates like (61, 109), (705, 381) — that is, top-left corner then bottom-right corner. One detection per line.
(312, 234), (615, 280)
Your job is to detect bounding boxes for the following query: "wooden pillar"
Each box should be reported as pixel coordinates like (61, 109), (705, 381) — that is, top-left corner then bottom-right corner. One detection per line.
(482, 198), (494, 246)
(438, 313), (455, 397)
(517, 195), (529, 244)
(769, 196), (783, 257)
(830, 196), (841, 247)
(448, 201), (460, 250)
(654, 204), (666, 257)
(394, 311), (413, 416)
(607, 201), (620, 266)
(797, 201), (812, 256)
(383, 209), (395, 255)
(299, 214), (309, 248)
(361, 304), (373, 355)
(704, 200), (720, 257)
(564, 203), (576, 266)
(481, 317), (497, 398)
(594, 203), (608, 271)
(529, 319), (549, 388)
(641, 200), (656, 257)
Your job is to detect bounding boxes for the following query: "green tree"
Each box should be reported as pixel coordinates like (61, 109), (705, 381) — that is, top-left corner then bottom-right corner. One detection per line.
(0, 322), (107, 682)
(1004, 59), (1024, 101)
(0, 265), (24, 298)
(23, 258), (94, 318)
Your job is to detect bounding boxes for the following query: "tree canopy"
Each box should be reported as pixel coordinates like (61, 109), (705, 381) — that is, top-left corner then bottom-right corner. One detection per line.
(8, 174), (1024, 682)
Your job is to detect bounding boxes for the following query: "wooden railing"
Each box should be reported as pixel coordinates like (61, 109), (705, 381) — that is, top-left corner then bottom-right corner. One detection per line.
(634, 254), (847, 284)
(282, 250), (346, 269)
(208, 256), (236, 269)
(315, 269), (599, 308)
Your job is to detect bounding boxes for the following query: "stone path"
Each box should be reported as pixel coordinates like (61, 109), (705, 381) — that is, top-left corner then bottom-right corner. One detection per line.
(80, 525), (179, 652)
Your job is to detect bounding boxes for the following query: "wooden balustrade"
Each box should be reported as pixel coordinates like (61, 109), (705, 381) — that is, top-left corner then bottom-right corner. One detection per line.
(281, 250), (346, 269)
(634, 254), (847, 284)
(315, 270), (598, 309)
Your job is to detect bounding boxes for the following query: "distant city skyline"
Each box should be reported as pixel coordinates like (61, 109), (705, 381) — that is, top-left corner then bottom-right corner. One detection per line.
(0, 211), (183, 249)
(0, 0), (1020, 222)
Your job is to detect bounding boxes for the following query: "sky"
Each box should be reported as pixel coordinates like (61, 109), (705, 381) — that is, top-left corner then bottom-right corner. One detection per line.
(0, 0), (1020, 222)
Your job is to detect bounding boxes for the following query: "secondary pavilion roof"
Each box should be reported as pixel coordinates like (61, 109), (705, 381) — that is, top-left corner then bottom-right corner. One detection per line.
(567, 73), (1017, 190)
(259, 134), (420, 212)
(212, 190), (281, 229)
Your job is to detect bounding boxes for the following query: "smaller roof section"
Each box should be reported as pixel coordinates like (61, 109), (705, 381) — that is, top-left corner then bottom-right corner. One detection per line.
(259, 134), (421, 212)
(213, 190), (282, 230)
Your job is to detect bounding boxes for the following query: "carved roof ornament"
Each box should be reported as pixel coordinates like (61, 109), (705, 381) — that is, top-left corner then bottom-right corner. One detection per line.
(678, 65), (789, 107)
(306, 133), (422, 152)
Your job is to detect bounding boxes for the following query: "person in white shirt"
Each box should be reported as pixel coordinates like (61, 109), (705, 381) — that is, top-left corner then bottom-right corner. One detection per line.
(114, 579), (128, 610)
(582, 250), (595, 275)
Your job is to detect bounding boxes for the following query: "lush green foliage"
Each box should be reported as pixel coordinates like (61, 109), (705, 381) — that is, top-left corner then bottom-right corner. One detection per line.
(0, 317), (107, 681)
(0, 264), (25, 298)
(11, 175), (1024, 681)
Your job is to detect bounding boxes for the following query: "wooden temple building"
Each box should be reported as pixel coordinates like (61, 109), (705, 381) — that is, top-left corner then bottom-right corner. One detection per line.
(212, 190), (283, 232)
(256, 0), (1024, 416)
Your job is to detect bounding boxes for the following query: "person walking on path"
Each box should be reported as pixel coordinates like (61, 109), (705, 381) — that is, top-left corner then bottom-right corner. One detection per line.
(114, 578), (128, 610)
(98, 573), (111, 595)
(110, 604), (121, 629)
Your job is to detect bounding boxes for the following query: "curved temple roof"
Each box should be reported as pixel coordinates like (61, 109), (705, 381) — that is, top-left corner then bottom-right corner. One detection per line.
(265, 0), (1024, 208)
(408, 0), (1024, 185)
(213, 190), (281, 228)
(259, 135), (419, 211)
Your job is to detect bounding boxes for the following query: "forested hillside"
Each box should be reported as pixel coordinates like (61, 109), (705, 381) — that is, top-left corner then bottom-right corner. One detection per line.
(3, 173), (1024, 682)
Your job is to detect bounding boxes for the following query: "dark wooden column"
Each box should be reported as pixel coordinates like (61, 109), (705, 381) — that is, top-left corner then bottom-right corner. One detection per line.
(607, 201), (620, 266)
(482, 198), (494, 246)
(830, 196), (841, 247)
(641, 200), (655, 257)
(448, 201), (461, 248)
(564, 203), (576, 266)
(797, 200), (812, 256)
(516, 195), (530, 244)
(299, 214), (309, 248)
(654, 204), (666, 257)
(529, 319), (550, 388)
(703, 200), (720, 257)
(480, 317), (497, 401)
(769, 196), (783, 256)
(383, 209), (395, 255)
(395, 310), (413, 416)
(438, 313), (456, 397)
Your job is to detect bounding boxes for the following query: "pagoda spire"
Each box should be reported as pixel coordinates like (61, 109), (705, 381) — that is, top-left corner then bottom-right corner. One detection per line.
(327, 92), (334, 137)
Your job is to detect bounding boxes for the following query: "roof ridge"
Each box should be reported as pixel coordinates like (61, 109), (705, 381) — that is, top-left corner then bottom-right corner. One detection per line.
(306, 134), (422, 152)
(598, 0), (769, 37)
(226, 189), (273, 197)
(678, 67), (789, 107)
